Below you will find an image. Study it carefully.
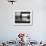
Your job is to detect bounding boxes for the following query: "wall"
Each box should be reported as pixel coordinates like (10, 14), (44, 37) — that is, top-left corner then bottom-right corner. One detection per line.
(0, 0), (46, 41)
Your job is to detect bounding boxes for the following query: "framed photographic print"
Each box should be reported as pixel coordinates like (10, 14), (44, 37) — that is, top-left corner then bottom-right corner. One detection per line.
(14, 10), (33, 26)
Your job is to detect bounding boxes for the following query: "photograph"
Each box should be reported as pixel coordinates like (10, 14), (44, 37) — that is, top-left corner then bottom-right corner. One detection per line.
(15, 10), (32, 26)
